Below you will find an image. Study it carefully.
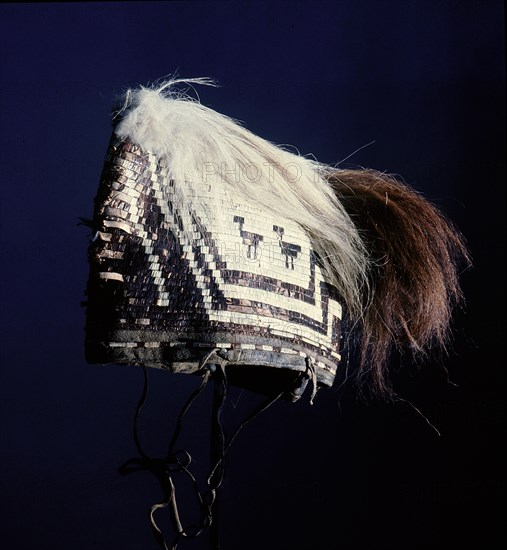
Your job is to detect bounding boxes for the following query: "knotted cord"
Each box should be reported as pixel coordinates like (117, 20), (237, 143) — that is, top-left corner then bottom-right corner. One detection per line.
(119, 356), (318, 549)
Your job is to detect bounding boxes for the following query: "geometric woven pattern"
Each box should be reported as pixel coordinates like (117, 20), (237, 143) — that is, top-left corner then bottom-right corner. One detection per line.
(85, 137), (342, 388)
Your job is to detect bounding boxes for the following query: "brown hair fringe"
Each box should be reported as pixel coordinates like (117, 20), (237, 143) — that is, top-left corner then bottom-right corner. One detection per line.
(327, 169), (471, 397)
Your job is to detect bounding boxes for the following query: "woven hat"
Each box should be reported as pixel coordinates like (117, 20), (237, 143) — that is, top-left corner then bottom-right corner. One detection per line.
(83, 79), (470, 550)
(84, 80), (364, 401)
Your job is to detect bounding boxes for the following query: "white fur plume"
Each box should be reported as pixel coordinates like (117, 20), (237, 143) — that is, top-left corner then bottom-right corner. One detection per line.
(114, 78), (368, 315)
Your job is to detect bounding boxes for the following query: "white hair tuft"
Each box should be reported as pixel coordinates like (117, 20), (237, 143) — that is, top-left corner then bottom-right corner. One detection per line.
(114, 78), (369, 315)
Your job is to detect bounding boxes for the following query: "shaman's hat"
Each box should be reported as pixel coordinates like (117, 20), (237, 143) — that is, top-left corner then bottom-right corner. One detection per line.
(84, 79), (469, 548)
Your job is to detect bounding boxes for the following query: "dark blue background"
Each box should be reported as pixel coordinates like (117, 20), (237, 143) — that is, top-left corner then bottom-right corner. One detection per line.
(0, 1), (505, 549)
